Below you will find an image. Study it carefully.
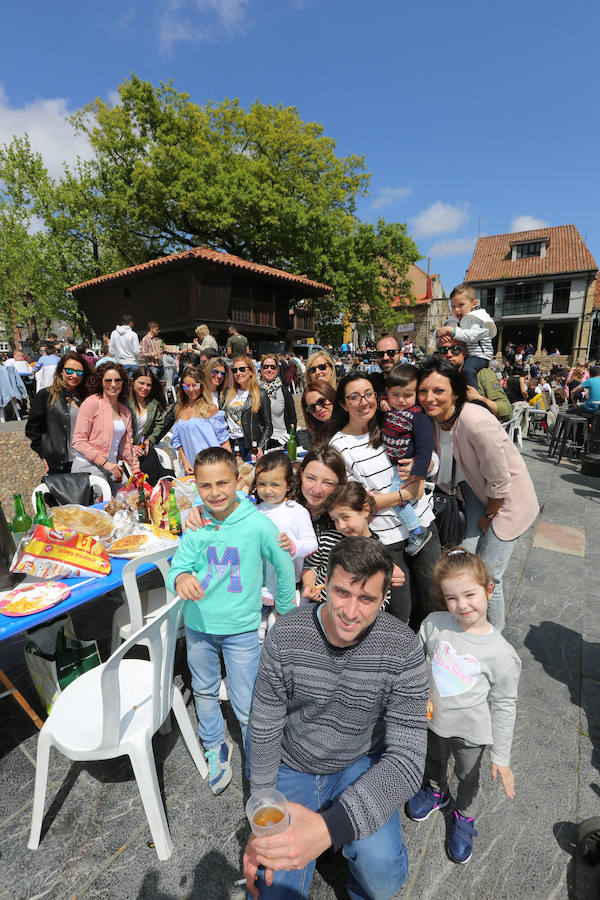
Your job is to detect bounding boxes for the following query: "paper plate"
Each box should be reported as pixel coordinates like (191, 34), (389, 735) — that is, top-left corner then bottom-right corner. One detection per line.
(0, 582), (71, 617)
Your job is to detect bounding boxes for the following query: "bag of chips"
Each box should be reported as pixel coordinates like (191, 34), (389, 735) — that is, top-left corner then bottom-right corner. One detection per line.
(10, 525), (112, 579)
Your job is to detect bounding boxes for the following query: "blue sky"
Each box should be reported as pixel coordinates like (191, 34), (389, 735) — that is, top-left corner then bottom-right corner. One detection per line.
(1, 0), (599, 292)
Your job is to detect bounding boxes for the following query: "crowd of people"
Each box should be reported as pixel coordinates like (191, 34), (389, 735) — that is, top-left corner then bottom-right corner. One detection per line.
(4, 290), (600, 897)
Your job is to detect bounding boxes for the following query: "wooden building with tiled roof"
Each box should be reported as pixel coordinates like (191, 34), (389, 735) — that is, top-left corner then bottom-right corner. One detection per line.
(465, 225), (598, 363)
(68, 246), (332, 349)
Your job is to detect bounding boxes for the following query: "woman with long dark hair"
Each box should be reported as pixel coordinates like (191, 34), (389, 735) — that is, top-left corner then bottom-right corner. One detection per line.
(26, 352), (92, 474)
(417, 355), (539, 629)
(127, 365), (173, 485)
(299, 381), (337, 448)
(72, 362), (138, 494)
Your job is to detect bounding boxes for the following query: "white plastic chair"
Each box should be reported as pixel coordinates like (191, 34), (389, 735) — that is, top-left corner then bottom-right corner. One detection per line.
(110, 546), (178, 652)
(154, 446), (173, 471)
(35, 366), (57, 392)
(31, 474), (112, 511)
(158, 435), (184, 477)
(163, 367), (177, 404)
(28, 596), (207, 861)
(0, 399), (21, 423)
(503, 414), (523, 449)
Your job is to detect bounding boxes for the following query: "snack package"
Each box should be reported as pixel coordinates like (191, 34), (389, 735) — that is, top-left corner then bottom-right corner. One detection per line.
(149, 477), (197, 529)
(10, 525), (112, 579)
(116, 471), (152, 512)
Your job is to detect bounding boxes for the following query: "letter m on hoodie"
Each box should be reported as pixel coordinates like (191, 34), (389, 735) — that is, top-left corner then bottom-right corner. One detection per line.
(200, 546), (242, 593)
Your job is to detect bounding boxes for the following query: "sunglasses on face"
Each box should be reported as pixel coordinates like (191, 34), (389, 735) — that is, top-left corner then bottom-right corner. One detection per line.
(261, 363), (277, 370)
(435, 346), (463, 356)
(103, 378), (122, 384)
(232, 366), (248, 374)
(182, 383), (202, 392)
(64, 367), (84, 376)
(308, 362), (331, 375)
(212, 369), (226, 379)
(306, 397), (332, 416)
(345, 389), (376, 405)
(376, 349), (399, 359)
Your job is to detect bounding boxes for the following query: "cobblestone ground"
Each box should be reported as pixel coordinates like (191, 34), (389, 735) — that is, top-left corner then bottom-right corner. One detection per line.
(0, 435), (599, 899)
(0, 423), (45, 519)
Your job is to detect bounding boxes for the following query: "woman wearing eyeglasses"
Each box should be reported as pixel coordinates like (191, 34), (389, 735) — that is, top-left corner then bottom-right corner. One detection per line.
(305, 350), (337, 388)
(222, 355), (272, 460)
(71, 362), (139, 494)
(258, 354), (297, 448)
(329, 371), (438, 623)
(170, 365), (231, 475)
(299, 381), (337, 448)
(26, 352), (93, 474)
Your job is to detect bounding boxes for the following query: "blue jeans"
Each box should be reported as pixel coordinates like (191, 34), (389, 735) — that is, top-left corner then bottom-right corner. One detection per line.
(461, 356), (489, 388)
(460, 482), (517, 629)
(252, 755), (409, 900)
(390, 469), (421, 532)
(185, 627), (260, 751)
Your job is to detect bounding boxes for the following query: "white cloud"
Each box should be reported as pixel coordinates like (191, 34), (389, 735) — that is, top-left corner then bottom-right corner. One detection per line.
(0, 86), (93, 179)
(370, 185), (412, 211)
(429, 235), (478, 258)
(510, 214), (549, 233)
(410, 201), (470, 239)
(157, 0), (251, 54)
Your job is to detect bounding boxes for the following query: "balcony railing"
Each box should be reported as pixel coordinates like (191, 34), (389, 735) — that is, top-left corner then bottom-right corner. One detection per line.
(502, 299), (542, 317)
(230, 299), (276, 328)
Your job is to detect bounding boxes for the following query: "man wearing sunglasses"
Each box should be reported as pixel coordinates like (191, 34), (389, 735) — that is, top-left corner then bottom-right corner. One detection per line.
(370, 335), (403, 395)
(435, 341), (511, 423)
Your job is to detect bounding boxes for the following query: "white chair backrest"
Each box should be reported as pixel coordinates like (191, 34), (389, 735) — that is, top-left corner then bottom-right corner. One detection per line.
(100, 595), (183, 748)
(121, 546), (176, 635)
(164, 367), (176, 389)
(89, 474), (112, 502)
(35, 366), (57, 392)
(154, 446), (172, 470)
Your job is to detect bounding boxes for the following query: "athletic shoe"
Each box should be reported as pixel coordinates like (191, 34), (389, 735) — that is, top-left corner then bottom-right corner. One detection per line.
(447, 810), (478, 864)
(405, 527), (432, 557)
(405, 785), (450, 821)
(206, 739), (233, 795)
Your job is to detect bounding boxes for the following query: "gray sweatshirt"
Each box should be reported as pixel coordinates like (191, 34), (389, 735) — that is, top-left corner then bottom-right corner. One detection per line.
(419, 612), (521, 766)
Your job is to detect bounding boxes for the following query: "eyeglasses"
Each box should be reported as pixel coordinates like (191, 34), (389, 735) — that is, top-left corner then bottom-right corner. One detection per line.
(182, 383), (202, 392)
(211, 369), (226, 379)
(261, 363), (277, 370)
(435, 346), (463, 357)
(64, 367), (84, 376)
(308, 362), (331, 375)
(345, 389), (376, 405)
(306, 397), (332, 416)
(376, 349), (399, 359)
(103, 378), (122, 384)
(232, 366), (248, 374)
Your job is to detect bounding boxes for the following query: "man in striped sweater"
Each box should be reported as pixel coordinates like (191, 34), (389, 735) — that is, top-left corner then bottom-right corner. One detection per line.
(243, 537), (428, 899)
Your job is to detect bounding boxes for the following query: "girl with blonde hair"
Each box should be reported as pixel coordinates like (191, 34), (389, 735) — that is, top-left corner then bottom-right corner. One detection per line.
(171, 365), (230, 474)
(222, 355), (272, 460)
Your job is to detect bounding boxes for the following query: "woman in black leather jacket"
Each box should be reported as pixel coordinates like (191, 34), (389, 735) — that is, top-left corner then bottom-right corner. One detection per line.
(25, 352), (92, 473)
(221, 355), (272, 460)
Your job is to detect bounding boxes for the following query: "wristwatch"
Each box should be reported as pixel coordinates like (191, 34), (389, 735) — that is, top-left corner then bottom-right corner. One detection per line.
(485, 512), (497, 520)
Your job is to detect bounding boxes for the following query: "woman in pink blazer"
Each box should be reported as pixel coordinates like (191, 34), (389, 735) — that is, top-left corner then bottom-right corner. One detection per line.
(417, 355), (539, 630)
(72, 362), (138, 495)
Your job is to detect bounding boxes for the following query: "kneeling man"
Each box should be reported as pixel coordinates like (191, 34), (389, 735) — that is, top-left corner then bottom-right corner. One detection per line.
(244, 537), (428, 899)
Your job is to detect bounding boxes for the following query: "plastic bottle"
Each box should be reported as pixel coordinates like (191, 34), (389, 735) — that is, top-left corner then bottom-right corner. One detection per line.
(168, 485), (182, 536)
(287, 424), (297, 461)
(12, 494), (32, 534)
(251, 441), (258, 465)
(138, 485), (148, 524)
(33, 492), (54, 528)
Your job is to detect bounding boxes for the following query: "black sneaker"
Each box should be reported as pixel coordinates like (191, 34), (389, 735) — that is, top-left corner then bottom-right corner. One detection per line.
(447, 810), (478, 864)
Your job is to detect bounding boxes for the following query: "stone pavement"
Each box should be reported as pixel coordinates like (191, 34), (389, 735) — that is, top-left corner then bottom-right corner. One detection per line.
(1, 435), (599, 899)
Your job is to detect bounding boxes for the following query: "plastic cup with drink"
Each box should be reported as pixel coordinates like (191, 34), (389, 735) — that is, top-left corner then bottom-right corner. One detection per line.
(246, 789), (289, 837)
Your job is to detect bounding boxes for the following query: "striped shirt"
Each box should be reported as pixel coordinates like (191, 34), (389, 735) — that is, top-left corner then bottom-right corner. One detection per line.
(329, 431), (434, 545)
(446, 309), (496, 361)
(249, 605), (428, 849)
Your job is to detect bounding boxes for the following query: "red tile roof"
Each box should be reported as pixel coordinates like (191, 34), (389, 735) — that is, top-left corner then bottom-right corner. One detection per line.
(68, 246), (333, 294)
(594, 275), (600, 309)
(465, 225), (597, 283)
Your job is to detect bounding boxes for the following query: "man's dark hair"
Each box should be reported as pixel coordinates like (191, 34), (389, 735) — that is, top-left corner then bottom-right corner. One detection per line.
(386, 363), (420, 389)
(200, 348), (220, 361)
(44, 341), (57, 355)
(590, 366), (600, 378)
(122, 313), (134, 325)
(327, 537), (393, 600)
(194, 446), (238, 476)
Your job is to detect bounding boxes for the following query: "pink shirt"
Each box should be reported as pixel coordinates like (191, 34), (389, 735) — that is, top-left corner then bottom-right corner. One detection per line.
(447, 403), (539, 541)
(72, 394), (137, 469)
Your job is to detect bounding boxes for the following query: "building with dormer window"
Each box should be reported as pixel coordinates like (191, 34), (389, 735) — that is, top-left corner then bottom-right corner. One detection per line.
(465, 225), (597, 363)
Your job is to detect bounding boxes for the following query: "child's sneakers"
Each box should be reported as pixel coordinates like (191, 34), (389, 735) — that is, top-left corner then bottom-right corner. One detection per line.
(405, 785), (450, 820)
(206, 739), (233, 795)
(405, 526), (432, 557)
(447, 810), (478, 864)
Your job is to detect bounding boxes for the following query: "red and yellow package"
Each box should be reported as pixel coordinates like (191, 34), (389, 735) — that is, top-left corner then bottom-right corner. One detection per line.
(10, 525), (112, 579)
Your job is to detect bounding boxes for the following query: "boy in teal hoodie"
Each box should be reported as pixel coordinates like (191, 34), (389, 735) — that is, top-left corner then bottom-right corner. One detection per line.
(166, 447), (296, 795)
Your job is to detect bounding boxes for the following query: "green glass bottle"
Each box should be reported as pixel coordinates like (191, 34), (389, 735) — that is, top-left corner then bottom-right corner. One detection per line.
(138, 485), (148, 524)
(12, 493), (32, 534)
(287, 424), (297, 461)
(168, 485), (182, 536)
(34, 491), (54, 528)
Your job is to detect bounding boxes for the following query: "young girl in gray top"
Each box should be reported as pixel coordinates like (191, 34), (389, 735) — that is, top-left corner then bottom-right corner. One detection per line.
(406, 548), (521, 865)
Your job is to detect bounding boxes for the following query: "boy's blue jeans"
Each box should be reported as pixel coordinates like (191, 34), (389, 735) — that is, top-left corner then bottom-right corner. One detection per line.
(390, 469), (421, 532)
(185, 627), (260, 751)
(251, 754), (409, 900)
(461, 355), (489, 388)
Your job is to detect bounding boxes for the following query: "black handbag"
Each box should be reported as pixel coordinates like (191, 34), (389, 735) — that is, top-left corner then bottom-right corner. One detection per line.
(432, 458), (465, 549)
(41, 473), (94, 507)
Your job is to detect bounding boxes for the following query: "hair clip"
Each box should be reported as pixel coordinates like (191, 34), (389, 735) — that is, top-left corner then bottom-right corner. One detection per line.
(448, 549), (467, 556)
